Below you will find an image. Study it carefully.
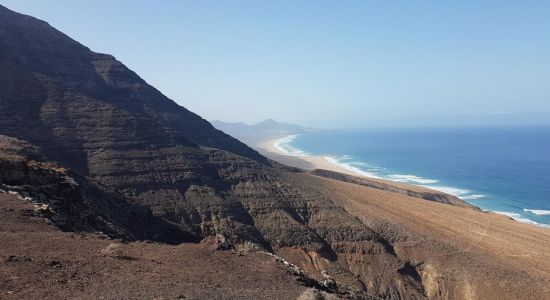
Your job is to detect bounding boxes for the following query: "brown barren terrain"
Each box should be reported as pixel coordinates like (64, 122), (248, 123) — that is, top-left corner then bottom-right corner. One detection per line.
(311, 174), (550, 299)
(0, 193), (325, 300)
(2, 4), (550, 299)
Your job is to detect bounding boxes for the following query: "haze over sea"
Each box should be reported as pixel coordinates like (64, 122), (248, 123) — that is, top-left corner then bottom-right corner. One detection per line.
(276, 126), (550, 227)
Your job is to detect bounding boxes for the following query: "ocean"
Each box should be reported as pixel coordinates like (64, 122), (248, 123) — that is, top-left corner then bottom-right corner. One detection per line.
(276, 126), (550, 227)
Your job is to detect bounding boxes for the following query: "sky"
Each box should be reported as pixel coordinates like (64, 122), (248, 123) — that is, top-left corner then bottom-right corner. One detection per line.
(2, 0), (550, 128)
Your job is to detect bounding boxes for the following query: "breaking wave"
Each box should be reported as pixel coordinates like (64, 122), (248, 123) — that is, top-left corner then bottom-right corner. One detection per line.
(273, 134), (550, 229)
(523, 209), (550, 216)
(493, 211), (550, 228)
(273, 135), (310, 156)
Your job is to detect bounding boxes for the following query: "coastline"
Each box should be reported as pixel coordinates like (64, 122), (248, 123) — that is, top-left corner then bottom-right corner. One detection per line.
(256, 134), (458, 194)
(257, 135), (368, 177)
(256, 134), (550, 229)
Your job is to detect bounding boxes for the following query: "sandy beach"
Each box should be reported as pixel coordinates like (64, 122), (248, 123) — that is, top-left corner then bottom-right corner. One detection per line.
(255, 136), (550, 296)
(257, 135), (369, 177)
(256, 135), (550, 211)
(256, 135), (458, 195)
(256, 135), (438, 193)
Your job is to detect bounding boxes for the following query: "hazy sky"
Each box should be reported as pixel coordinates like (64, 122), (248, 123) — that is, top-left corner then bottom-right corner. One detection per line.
(2, 0), (550, 127)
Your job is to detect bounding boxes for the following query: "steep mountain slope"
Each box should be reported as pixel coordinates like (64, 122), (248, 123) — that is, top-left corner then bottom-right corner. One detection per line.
(0, 135), (192, 244)
(2, 5), (550, 300)
(0, 5), (432, 298)
(0, 192), (341, 300)
(0, 4), (267, 174)
(314, 175), (550, 299)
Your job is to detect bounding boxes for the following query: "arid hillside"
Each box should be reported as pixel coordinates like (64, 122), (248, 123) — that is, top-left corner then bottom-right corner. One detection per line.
(1, 4), (550, 299)
(0, 192), (344, 300)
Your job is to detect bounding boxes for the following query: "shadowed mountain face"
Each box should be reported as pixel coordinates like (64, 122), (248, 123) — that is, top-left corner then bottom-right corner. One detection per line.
(1, 4), (374, 252)
(4, 5), (549, 299)
(0, 5), (429, 297)
(0, 135), (192, 244)
(0, 5), (267, 174)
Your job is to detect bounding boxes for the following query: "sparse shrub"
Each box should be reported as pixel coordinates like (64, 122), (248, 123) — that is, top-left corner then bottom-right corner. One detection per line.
(100, 243), (123, 257)
(235, 241), (262, 253)
(296, 288), (339, 300)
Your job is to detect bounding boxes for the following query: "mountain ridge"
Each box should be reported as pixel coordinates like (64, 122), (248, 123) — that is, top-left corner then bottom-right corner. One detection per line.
(2, 5), (550, 299)
(211, 118), (318, 149)
(212, 118), (317, 136)
(0, 4), (267, 171)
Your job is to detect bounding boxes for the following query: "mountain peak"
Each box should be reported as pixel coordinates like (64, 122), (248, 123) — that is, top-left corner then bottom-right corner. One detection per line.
(2, 6), (547, 300)
(0, 5), (267, 166)
(256, 118), (278, 125)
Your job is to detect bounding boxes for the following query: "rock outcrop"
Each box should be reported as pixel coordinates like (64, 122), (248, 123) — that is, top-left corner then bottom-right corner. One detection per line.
(0, 135), (191, 244)
(2, 4), (549, 300)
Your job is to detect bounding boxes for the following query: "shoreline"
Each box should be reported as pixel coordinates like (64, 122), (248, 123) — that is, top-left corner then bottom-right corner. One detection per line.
(256, 135), (462, 194)
(256, 134), (550, 229)
(257, 135), (368, 177)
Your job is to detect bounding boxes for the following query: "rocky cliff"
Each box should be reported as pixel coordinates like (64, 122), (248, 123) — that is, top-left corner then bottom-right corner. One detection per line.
(0, 135), (191, 243)
(2, 5), (548, 300)
(0, 5), (266, 173)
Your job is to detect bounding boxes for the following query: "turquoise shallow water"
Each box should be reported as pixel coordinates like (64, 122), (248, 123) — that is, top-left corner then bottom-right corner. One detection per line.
(277, 127), (550, 227)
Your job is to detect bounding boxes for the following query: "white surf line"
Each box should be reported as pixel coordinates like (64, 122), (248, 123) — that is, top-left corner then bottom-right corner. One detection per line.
(523, 209), (550, 216)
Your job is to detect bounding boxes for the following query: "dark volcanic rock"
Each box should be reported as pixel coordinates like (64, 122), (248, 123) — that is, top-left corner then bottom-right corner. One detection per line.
(0, 5), (483, 299)
(0, 4), (332, 249)
(0, 4), (267, 175)
(0, 135), (192, 244)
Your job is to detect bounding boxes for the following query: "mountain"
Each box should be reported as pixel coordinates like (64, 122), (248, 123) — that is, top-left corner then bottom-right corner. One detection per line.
(0, 5), (266, 170)
(211, 119), (316, 146)
(2, 5), (550, 299)
(212, 118), (316, 135)
(0, 135), (190, 243)
(254, 118), (316, 134)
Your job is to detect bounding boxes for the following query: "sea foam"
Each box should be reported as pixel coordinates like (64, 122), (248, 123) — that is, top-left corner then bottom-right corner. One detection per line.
(323, 155), (549, 228)
(278, 130), (550, 230)
(460, 194), (487, 200)
(323, 156), (382, 178)
(419, 185), (487, 202)
(322, 155), (484, 202)
(387, 174), (438, 184)
(523, 209), (550, 216)
(493, 211), (550, 228)
(419, 185), (470, 198)
(273, 135), (309, 156)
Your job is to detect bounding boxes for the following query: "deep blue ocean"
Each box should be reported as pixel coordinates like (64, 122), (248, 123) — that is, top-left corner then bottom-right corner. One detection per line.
(278, 127), (550, 227)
